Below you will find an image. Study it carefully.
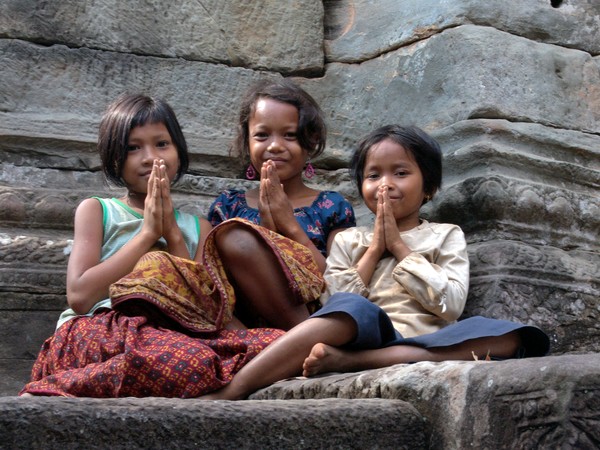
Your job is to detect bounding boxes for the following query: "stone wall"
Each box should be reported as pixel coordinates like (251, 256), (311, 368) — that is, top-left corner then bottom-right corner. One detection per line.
(0, 0), (598, 394)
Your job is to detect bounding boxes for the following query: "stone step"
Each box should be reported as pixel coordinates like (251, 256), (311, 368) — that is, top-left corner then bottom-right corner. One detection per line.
(0, 397), (426, 449)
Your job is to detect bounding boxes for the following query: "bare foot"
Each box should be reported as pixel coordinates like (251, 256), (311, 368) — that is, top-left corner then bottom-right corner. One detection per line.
(302, 343), (352, 377)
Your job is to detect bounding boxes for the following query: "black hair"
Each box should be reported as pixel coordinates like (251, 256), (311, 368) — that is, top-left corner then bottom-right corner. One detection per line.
(233, 79), (326, 171)
(97, 93), (189, 186)
(350, 125), (442, 202)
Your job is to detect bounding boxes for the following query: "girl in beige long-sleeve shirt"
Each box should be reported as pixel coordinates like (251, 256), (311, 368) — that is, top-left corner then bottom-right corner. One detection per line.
(202, 125), (549, 400)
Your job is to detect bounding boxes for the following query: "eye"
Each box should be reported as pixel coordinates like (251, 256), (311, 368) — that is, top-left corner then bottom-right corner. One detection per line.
(365, 173), (379, 180)
(253, 132), (268, 141)
(395, 170), (408, 177)
(285, 131), (297, 140)
(127, 144), (140, 152)
(156, 140), (170, 148)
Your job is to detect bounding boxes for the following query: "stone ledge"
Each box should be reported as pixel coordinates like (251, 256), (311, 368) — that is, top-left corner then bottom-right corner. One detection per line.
(0, 397), (426, 450)
(251, 353), (600, 449)
(4, 354), (598, 449)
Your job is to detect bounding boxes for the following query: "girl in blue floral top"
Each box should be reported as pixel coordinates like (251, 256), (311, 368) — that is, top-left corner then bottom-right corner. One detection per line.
(208, 79), (356, 330)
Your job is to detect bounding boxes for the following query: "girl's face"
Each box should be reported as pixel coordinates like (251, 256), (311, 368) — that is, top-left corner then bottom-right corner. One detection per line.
(361, 138), (426, 231)
(121, 121), (179, 195)
(248, 98), (307, 182)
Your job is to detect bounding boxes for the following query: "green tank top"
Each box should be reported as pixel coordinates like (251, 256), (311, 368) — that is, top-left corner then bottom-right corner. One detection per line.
(56, 197), (200, 329)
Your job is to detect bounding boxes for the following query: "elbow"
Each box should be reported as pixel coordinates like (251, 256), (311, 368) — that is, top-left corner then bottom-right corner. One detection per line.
(66, 290), (93, 315)
(436, 290), (467, 322)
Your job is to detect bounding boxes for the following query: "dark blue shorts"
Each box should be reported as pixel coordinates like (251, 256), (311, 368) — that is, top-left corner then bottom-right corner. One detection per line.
(312, 293), (550, 357)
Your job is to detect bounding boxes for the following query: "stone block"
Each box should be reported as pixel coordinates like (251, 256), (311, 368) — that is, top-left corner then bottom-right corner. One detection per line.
(0, 397), (426, 449)
(0, 39), (282, 176)
(325, 0), (600, 62)
(299, 25), (600, 161)
(252, 354), (600, 449)
(0, 0), (324, 74)
(0, 359), (34, 397)
(465, 241), (599, 353)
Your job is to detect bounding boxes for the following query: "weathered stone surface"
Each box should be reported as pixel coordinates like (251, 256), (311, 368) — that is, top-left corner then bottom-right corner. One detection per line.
(0, 1), (599, 447)
(0, 360), (35, 397)
(300, 26), (600, 160)
(0, 310), (57, 360)
(324, 0), (600, 62)
(466, 242), (599, 353)
(0, 0), (324, 74)
(252, 354), (600, 450)
(0, 397), (426, 449)
(0, 39), (282, 176)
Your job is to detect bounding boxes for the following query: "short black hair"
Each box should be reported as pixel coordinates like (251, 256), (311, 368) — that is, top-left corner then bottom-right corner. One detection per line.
(350, 125), (442, 202)
(233, 79), (326, 172)
(98, 93), (189, 186)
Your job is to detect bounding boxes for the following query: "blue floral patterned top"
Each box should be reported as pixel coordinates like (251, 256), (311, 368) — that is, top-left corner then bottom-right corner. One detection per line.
(208, 190), (356, 256)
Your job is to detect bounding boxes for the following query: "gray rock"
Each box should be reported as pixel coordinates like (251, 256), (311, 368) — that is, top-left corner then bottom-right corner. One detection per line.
(300, 26), (600, 161)
(0, 39), (283, 175)
(251, 354), (600, 450)
(325, 0), (600, 62)
(0, 397), (426, 449)
(0, 0), (324, 74)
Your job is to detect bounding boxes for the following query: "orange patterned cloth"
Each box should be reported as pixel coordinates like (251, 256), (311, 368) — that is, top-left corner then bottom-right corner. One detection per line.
(109, 218), (324, 331)
(110, 251), (233, 333)
(20, 218), (323, 398)
(203, 218), (325, 308)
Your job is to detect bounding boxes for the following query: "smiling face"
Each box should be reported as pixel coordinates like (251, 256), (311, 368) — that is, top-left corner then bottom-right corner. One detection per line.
(121, 121), (179, 195)
(247, 98), (307, 183)
(361, 138), (426, 231)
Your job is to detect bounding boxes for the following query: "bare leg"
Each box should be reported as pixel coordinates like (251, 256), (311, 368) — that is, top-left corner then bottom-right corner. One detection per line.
(214, 225), (310, 330)
(303, 331), (523, 376)
(200, 313), (357, 400)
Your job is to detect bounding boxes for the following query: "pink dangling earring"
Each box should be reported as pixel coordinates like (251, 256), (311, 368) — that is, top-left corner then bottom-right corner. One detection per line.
(304, 162), (315, 179)
(245, 164), (257, 180)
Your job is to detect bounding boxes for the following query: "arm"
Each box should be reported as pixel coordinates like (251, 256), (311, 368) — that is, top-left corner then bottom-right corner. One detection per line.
(392, 225), (469, 322)
(261, 161), (327, 272)
(66, 198), (159, 314)
(354, 186), (388, 285)
(322, 229), (371, 301)
(156, 160), (194, 259)
(193, 217), (213, 262)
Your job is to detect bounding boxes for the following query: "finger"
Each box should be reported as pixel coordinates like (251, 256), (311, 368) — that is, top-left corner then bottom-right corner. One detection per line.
(147, 161), (158, 192)
(261, 162), (269, 181)
(266, 161), (281, 185)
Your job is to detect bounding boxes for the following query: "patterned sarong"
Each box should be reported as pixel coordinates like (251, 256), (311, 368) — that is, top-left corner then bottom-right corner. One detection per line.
(20, 218), (322, 397)
(204, 218), (325, 308)
(20, 311), (283, 397)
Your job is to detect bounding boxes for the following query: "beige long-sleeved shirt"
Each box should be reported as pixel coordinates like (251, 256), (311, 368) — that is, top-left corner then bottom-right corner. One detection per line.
(321, 220), (469, 338)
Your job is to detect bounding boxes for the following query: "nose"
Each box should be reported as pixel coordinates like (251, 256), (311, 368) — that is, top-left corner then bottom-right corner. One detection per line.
(379, 174), (392, 187)
(267, 136), (284, 152)
(141, 145), (160, 163)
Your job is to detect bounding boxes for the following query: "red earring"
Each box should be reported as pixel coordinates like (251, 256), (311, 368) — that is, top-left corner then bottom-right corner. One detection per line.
(246, 165), (257, 180)
(304, 162), (315, 179)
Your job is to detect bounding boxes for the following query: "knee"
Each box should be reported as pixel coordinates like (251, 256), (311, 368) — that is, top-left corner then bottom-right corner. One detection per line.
(214, 226), (261, 260)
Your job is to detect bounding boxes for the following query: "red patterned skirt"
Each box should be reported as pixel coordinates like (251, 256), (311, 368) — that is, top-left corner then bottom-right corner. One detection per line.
(20, 219), (323, 398)
(20, 310), (283, 397)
